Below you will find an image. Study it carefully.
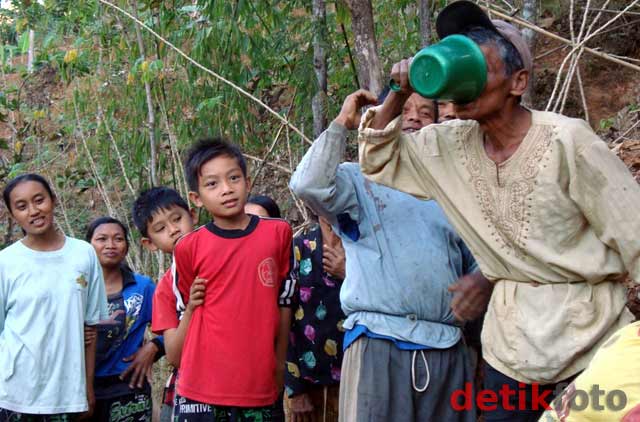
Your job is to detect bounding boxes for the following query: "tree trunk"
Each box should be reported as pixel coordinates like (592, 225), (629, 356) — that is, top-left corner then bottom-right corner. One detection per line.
(521, 0), (537, 106)
(419, 0), (431, 47)
(131, 0), (158, 186)
(312, 0), (328, 138)
(346, 0), (383, 97)
(27, 29), (34, 73)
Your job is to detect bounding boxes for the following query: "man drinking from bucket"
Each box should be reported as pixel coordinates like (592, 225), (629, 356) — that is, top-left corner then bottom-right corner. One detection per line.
(358, 1), (640, 421)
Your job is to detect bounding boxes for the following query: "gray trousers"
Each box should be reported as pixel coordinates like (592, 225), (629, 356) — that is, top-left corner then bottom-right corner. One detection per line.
(339, 336), (477, 422)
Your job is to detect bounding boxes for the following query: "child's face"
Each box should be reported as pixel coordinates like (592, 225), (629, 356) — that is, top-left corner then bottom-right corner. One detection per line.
(8, 181), (56, 237)
(189, 155), (250, 222)
(143, 205), (195, 254)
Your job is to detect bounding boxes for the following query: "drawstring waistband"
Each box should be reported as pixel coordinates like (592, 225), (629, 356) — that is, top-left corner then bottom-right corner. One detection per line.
(411, 350), (430, 393)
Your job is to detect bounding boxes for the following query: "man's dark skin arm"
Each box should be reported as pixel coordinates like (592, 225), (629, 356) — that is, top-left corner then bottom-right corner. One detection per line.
(334, 89), (379, 130)
(370, 59), (413, 130)
(448, 272), (494, 322)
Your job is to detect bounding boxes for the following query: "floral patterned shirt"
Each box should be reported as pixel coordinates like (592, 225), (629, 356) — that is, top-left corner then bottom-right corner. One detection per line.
(285, 225), (346, 397)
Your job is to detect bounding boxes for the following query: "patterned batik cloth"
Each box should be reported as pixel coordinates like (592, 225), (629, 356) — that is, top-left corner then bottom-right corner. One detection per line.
(285, 225), (346, 398)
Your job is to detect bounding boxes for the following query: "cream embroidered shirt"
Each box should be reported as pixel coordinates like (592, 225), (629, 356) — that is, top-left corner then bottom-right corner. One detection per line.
(358, 107), (639, 384)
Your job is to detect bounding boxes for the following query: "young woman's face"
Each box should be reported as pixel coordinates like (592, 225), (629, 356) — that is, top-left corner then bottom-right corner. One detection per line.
(8, 180), (56, 237)
(90, 223), (128, 269)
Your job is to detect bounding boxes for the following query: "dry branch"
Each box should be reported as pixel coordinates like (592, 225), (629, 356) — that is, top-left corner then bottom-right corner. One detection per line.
(96, 101), (136, 196)
(72, 90), (143, 270)
(586, 8), (640, 16)
(251, 88), (298, 185)
(480, 5), (640, 73)
(243, 154), (292, 175)
(250, 124), (287, 185)
(535, 45), (567, 60)
(155, 92), (190, 202)
(614, 119), (640, 144)
(130, 0), (158, 186)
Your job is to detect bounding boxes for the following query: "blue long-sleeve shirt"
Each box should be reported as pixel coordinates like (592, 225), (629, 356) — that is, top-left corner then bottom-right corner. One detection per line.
(290, 122), (477, 349)
(96, 269), (163, 377)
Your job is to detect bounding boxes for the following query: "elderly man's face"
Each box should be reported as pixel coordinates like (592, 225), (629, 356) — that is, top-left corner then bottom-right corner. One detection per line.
(453, 44), (522, 121)
(402, 93), (436, 132)
(438, 101), (456, 122)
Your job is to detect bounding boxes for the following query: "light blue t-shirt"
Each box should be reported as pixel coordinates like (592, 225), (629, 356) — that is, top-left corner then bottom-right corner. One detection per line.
(290, 123), (477, 349)
(0, 237), (109, 413)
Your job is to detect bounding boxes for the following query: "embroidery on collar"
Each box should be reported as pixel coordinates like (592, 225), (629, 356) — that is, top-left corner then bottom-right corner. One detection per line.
(458, 124), (553, 258)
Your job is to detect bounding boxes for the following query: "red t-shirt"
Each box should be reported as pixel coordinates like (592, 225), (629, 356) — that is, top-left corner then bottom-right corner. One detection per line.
(173, 215), (293, 406)
(152, 268), (179, 335)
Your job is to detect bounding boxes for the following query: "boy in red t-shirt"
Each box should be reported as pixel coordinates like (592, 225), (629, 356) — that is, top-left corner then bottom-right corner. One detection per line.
(172, 138), (294, 421)
(132, 187), (204, 421)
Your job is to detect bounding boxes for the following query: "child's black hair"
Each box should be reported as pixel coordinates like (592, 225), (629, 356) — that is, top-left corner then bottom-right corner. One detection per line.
(2, 173), (56, 213)
(184, 138), (247, 192)
(85, 216), (130, 252)
(132, 187), (190, 238)
(247, 195), (281, 218)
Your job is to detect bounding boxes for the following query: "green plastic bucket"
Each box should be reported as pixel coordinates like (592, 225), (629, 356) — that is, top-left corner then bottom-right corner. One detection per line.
(390, 34), (487, 104)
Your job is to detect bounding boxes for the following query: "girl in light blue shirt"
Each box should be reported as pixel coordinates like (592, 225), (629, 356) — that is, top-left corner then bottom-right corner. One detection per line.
(0, 173), (108, 419)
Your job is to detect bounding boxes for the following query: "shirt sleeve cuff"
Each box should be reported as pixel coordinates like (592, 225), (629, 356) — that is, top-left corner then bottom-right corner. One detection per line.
(327, 120), (349, 138)
(358, 105), (403, 143)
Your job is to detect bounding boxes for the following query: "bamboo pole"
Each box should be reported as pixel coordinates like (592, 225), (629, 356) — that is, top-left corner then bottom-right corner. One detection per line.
(130, 0), (158, 186)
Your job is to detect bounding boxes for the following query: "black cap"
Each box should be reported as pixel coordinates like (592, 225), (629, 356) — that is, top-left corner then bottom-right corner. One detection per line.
(436, 1), (498, 39)
(435, 1), (534, 74)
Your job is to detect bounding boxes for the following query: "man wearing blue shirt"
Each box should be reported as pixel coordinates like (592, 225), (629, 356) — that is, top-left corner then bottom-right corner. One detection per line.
(290, 90), (491, 422)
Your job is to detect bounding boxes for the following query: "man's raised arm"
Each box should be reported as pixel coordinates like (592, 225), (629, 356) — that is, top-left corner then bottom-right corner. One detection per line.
(289, 90), (377, 225)
(357, 59), (435, 200)
(369, 59), (413, 129)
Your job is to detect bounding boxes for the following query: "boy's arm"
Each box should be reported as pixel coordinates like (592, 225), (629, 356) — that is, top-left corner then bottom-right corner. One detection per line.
(164, 277), (206, 367)
(163, 312), (191, 368)
(275, 308), (292, 393)
(171, 241), (195, 315)
(143, 281), (165, 360)
(275, 225), (295, 392)
(289, 91), (378, 226)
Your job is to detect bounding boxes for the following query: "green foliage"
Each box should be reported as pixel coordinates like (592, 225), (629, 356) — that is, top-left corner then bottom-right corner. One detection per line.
(600, 117), (615, 130)
(0, 0), (445, 271)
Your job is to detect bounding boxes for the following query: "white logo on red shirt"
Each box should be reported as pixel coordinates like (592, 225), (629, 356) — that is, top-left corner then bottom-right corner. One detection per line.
(258, 257), (277, 287)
